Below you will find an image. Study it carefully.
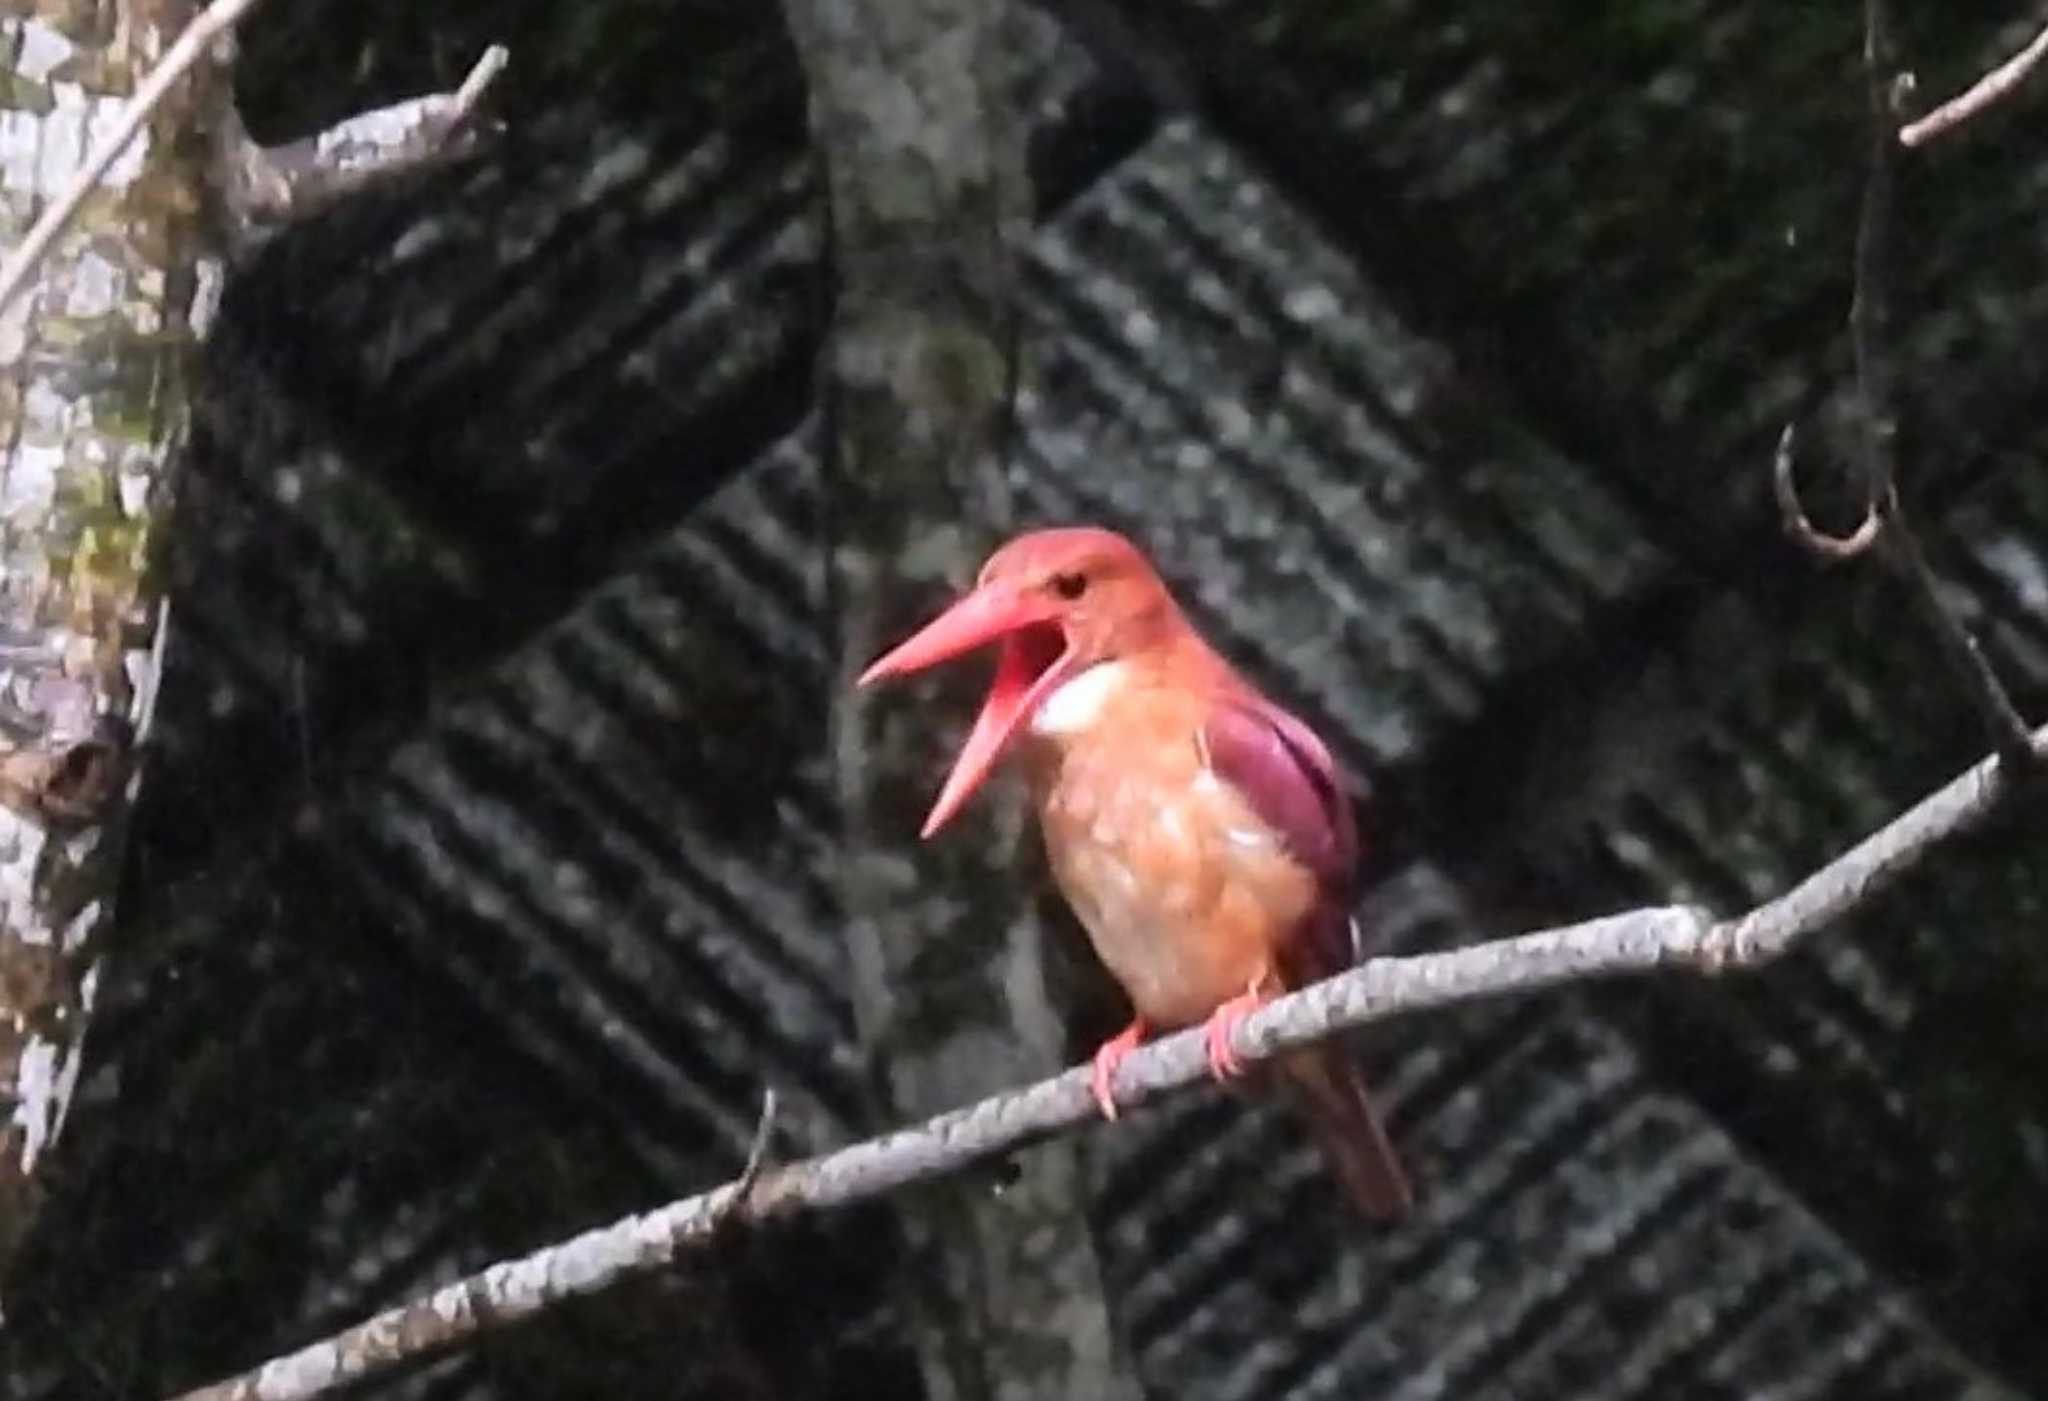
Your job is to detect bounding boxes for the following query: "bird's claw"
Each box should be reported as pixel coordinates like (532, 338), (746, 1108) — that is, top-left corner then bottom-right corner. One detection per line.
(1203, 989), (1269, 1082)
(1090, 1020), (1146, 1120)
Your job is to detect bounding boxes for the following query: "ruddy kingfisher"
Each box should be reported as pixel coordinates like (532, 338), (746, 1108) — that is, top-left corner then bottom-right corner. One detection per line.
(859, 526), (1412, 1219)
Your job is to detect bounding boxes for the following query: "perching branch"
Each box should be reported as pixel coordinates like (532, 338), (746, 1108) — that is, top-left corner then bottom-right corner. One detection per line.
(171, 720), (2048, 1401)
(1775, 0), (2039, 772)
(1900, 13), (2048, 147)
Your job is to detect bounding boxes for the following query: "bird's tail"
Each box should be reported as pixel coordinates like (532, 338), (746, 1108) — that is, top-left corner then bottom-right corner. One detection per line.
(1281, 1046), (1414, 1221)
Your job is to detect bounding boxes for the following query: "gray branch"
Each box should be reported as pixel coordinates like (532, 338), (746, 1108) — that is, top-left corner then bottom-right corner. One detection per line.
(172, 721), (2048, 1401)
(215, 44), (509, 230)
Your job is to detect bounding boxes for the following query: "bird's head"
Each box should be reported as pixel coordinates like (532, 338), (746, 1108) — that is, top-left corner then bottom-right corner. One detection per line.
(858, 526), (1182, 837)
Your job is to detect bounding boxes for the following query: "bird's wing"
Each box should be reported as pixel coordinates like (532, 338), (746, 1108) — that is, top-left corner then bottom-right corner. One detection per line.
(1204, 693), (1411, 1219)
(1201, 694), (1361, 980)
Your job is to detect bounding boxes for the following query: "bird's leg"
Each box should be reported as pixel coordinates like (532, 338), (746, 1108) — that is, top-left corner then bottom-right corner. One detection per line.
(1203, 978), (1276, 1082)
(1090, 1018), (1147, 1120)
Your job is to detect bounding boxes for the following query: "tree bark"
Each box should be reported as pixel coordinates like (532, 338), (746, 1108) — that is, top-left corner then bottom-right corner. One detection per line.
(0, 0), (504, 1301)
(783, 1), (1142, 1397)
(0, 0), (213, 1288)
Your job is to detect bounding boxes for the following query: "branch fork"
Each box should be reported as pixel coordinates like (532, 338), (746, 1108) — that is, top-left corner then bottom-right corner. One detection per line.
(0, 0), (509, 316)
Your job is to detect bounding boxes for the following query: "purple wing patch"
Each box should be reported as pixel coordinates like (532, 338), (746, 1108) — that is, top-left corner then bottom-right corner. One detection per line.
(1200, 695), (1360, 898)
(1201, 696), (1362, 981)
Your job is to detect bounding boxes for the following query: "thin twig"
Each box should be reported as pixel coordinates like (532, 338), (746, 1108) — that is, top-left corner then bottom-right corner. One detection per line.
(1861, 1), (2036, 768)
(1853, 0), (1901, 525)
(449, 46), (510, 112)
(1884, 510), (2039, 769)
(1773, 425), (1884, 560)
(1774, 6), (1901, 563)
(1777, 1), (2038, 770)
(0, 0), (270, 315)
(1900, 16), (2048, 146)
(171, 721), (2048, 1401)
(712, 1089), (780, 1230)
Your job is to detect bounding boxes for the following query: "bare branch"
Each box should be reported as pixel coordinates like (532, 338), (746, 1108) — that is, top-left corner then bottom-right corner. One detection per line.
(0, 0), (269, 315)
(171, 720), (2048, 1401)
(0, 0), (506, 310)
(217, 44), (510, 228)
(1900, 16), (2048, 147)
(1883, 507), (2040, 771)
(712, 1089), (781, 1229)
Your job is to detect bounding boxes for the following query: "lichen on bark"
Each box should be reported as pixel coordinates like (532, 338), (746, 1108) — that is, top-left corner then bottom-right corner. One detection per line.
(0, 0), (216, 1282)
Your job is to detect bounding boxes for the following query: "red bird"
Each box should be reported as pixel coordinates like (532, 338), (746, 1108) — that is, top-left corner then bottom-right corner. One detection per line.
(859, 526), (1412, 1219)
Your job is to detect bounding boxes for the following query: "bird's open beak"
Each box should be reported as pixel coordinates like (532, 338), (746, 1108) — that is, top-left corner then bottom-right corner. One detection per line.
(859, 584), (1076, 838)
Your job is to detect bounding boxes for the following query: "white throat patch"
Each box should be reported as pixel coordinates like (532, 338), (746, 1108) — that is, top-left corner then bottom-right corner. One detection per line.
(1030, 659), (1130, 736)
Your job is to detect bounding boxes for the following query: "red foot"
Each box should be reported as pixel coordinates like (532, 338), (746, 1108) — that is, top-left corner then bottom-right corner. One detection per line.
(1090, 1020), (1147, 1120)
(1203, 988), (1273, 1082)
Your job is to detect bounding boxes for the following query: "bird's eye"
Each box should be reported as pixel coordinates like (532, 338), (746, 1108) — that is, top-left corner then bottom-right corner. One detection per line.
(1050, 571), (1088, 600)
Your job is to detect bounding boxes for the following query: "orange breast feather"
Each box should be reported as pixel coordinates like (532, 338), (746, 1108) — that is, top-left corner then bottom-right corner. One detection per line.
(1027, 668), (1317, 1028)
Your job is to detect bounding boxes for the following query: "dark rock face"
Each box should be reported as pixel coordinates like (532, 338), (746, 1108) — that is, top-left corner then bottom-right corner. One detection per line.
(3, 1), (2044, 1397)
